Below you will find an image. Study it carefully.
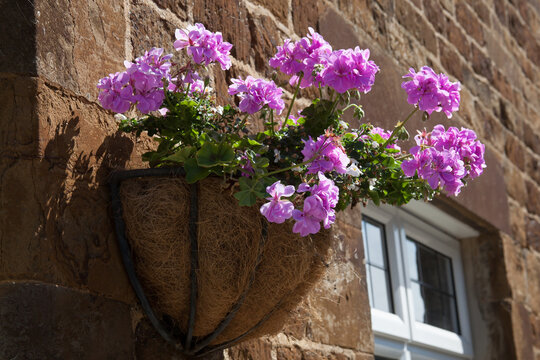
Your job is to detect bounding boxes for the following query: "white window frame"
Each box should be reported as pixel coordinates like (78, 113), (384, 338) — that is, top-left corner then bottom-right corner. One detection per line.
(362, 201), (477, 360)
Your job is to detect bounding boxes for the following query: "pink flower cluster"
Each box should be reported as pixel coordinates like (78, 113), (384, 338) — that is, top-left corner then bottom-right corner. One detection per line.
(174, 23), (233, 70)
(97, 48), (172, 114)
(401, 66), (461, 118)
(259, 174), (340, 237)
(270, 29), (379, 93)
(269, 28), (332, 88)
(228, 76), (285, 114)
(293, 173), (339, 236)
(301, 135), (350, 174)
(401, 125), (486, 195)
(321, 48), (379, 94)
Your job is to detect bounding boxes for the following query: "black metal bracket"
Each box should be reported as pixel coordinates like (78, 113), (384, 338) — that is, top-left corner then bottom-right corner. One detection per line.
(109, 168), (278, 357)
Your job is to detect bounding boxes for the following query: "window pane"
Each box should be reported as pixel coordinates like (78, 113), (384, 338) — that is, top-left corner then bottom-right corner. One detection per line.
(362, 216), (394, 313)
(365, 220), (386, 267)
(370, 266), (393, 312)
(406, 238), (460, 334)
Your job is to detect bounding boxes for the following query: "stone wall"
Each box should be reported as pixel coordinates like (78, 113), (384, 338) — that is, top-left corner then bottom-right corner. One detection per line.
(1, 0), (539, 359)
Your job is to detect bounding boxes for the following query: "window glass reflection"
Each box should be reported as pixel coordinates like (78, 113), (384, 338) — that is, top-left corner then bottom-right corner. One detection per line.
(362, 216), (394, 313)
(406, 238), (460, 334)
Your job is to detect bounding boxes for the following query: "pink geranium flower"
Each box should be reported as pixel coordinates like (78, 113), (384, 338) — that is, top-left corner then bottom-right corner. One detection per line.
(260, 181), (295, 224)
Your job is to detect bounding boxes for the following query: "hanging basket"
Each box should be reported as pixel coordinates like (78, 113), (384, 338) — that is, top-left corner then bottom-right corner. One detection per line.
(109, 168), (332, 357)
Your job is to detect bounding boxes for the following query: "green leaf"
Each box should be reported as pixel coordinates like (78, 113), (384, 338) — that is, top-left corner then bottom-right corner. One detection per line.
(184, 158), (211, 183)
(233, 177), (266, 206)
(163, 146), (195, 163)
(196, 143), (235, 168)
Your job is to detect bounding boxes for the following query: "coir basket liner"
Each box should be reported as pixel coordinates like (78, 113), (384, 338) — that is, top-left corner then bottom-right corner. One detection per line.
(110, 168), (332, 357)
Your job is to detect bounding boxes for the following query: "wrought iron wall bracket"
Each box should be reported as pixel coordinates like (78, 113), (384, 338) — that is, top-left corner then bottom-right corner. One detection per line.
(109, 168), (276, 358)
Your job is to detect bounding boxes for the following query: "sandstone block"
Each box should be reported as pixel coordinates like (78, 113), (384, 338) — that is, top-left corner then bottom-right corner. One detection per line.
(456, 0), (485, 45)
(193, 0), (251, 63)
(35, 0), (126, 99)
(0, 282), (132, 359)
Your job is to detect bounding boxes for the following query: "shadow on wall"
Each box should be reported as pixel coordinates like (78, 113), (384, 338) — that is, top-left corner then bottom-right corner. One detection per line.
(41, 112), (134, 285)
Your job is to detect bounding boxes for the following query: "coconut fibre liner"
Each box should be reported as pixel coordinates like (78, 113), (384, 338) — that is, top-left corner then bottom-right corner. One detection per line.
(119, 176), (332, 346)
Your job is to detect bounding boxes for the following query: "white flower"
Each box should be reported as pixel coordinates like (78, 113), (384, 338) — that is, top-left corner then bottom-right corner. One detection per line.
(339, 120), (349, 129)
(274, 149), (281, 163)
(368, 178), (377, 190)
(114, 113), (127, 122)
(347, 183), (359, 191)
(214, 105), (224, 115)
(346, 163), (362, 177)
(291, 163), (302, 172)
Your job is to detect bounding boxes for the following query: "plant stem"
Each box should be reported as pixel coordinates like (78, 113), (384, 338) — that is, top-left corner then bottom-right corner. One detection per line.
(285, 73), (304, 121)
(382, 107), (419, 148)
(269, 109), (275, 136)
(237, 114), (250, 129)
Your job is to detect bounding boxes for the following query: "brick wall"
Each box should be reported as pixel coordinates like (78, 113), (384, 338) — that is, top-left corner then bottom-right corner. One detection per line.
(1, 0), (539, 359)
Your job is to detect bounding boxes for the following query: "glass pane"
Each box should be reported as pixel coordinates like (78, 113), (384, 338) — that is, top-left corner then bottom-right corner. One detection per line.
(405, 239), (419, 280)
(411, 281), (426, 323)
(421, 288), (459, 333)
(417, 244), (440, 288)
(366, 264), (374, 308)
(407, 238), (460, 334)
(365, 221), (386, 268)
(438, 256), (455, 295)
(370, 266), (393, 312)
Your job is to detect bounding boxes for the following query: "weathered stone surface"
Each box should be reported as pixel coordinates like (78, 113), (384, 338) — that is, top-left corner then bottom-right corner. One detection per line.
(131, 1), (179, 56)
(276, 346), (302, 360)
(0, 0), (37, 74)
(445, 16), (470, 58)
(248, 12), (282, 75)
(304, 223), (372, 352)
(527, 217), (540, 252)
(395, 0), (438, 54)
(525, 251), (540, 314)
(503, 234), (528, 303)
(151, 0), (188, 21)
(193, 0), (251, 62)
(0, 76), (39, 156)
(35, 0), (126, 99)
(456, 0), (485, 45)
(292, 0), (321, 36)
(526, 180), (540, 216)
(0, 282), (132, 359)
(0, 79), (151, 302)
(228, 339), (272, 360)
(251, 0), (289, 24)
(511, 301), (535, 360)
